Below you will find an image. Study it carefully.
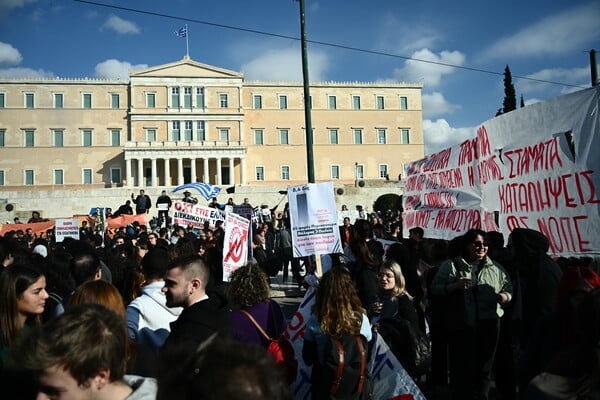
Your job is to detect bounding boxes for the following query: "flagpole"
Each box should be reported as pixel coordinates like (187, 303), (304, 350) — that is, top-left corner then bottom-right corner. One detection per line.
(185, 24), (189, 58)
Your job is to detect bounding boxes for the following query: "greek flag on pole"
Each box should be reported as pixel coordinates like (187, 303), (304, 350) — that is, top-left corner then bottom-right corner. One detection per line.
(173, 182), (221, 201)
(175, 27), (187, 37)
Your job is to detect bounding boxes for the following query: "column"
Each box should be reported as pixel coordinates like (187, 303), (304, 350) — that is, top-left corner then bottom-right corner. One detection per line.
(164, 158), (170, 187)
(125, 158), (132, 188)
(216, 157), (222, 185)
(137, 158), (144, 187)
(229, 158), (235, 185)
(151, 158), (157, 187)
(240, 157), (246, 185)
(203, 158), (209, 183)
(190, 157), (197, 183)
(177, 158), (184, 185)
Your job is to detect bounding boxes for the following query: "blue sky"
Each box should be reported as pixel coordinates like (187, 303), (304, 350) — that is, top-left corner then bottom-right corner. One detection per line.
(1, 0), (598, 155)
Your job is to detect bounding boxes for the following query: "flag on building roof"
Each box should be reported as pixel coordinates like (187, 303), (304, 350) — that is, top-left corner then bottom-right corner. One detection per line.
(174, 26), (187, 37)
(173, 182), (221, 201)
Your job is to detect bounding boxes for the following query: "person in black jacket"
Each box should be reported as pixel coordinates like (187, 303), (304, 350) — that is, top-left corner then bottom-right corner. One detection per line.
(160, 255), (232, 355)
(131, 189), (152, 214)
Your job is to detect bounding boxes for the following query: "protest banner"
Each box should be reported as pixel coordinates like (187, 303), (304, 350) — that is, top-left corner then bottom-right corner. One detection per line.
(288, 182), (343, 258)
(222, 212), (250, 282)
(55, 219), (79, 242)
(286, 288), (426, 400)
(0, 220), (55, 237)
(106, 213), (147, 229)
(172, 200), (225, 229)
(402, 86), (600, 257)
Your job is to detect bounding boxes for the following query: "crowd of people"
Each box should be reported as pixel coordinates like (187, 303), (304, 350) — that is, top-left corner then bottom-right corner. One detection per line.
(0, 195), (599, 400)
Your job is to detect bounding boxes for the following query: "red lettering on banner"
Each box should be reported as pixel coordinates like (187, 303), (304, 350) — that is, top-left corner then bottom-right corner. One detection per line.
(477, 155), (504, 184)
(406, 158), (427, 176)
(506, 215), (530, 230)
(404, 195), (421, 210)
(458, 125), (491, 166)
(405, 174), (426, 191)
(423, 191), (457, 208)
(536, 215), (591, 253)
(504, 137), (563, 178)
(498, 170), (599, 213)
(423, 148), (452, 172)
(468, 165), (475, 187)
(433, 209), (481, 232)
(404, 210), (433, 229)
(424, 168), (464, 189)
(288, 311), (306, 341)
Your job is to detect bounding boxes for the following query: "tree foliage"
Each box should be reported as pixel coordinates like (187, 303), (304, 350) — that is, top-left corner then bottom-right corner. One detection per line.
(496, 64), (517, 116)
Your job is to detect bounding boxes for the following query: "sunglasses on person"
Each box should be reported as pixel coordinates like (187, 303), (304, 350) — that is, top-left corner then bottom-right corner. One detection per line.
(472, 241), (489, 247)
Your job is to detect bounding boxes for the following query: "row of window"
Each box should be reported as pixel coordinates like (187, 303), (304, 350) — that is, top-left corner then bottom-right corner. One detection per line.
(253, 163), (388, 181)
(252, 127), (411, 145)
(0, 168), (120, 186)
(0, 129), (122, 147)
(252, 93), (409, 111)
(0, 92), (121, 109)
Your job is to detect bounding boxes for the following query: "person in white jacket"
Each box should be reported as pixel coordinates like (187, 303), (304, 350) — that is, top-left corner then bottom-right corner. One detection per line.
(127, 247), (182, 377)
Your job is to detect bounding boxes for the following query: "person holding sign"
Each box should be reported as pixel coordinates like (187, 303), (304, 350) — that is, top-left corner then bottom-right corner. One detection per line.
(156, 190), (172, 228)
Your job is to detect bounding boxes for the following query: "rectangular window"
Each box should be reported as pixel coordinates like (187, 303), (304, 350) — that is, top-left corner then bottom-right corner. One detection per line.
(110, 168), (121, 184)
(352, 95), (361, 110)
(172, 121), (181, 141)
(0, 129), (5, 147)
(184, 121), (193, 140)
(401, 128), (410, 144)
(377, 128), (387, 144)
(331, 165), (340, 180)
(279, 128), (289, 145)
(219, 128), (229, 141)
(82, 93), (92, 109)
(379, 164), (389, 178)
(196, 121), (206, 141)
(183, 87), (192, 108)
(353, 128), (363, 144)
(171, 87), (180, 108)
(110, 129), (120, 146)
(278, 95), (288, 110)
(356, 164), (364, 179)
(146, 93), (156, 108)
(399, 96), (408, 110)
(0, 93), (5, 108)
(281, 166), (290, 180)
(255, 166), (264, 181)
(196, 87), (205, 108)
(82, 129), (92, 147)
(0, 170), (4, 186)
(329, 129), (338, 144)
(328, 95), (337, 110)
(24, 169), (34, 185)
(219, 93), (228, 108)
(110, 93), (120, 109)
(24, 130), (35, 147)
(376, 95), (385, 110)
(54, 93), (64, 108)
(82, 168), (93, 184)
(53, 169), (64, 185)
(253, 94), (262, 109)
(53, 130), (64, 147)
(25, 92), (34, 108)
(254, 129), (264, 145)
(146, 129), (157, 142)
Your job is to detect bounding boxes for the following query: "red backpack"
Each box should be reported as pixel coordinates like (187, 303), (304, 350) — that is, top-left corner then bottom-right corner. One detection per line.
(240, 309), (298, 384)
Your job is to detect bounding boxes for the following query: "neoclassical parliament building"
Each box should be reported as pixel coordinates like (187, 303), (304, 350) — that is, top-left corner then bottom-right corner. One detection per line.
(0, 56), (424, 219)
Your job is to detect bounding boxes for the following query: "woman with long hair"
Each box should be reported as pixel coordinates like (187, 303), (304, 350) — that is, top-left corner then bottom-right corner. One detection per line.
(302, 266), (372, 399)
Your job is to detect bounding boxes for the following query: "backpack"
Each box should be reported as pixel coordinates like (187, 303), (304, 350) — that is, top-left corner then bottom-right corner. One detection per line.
(376, 317), (431, 378)
(239, 309), (298, 384)
(316, 334), (373, 400)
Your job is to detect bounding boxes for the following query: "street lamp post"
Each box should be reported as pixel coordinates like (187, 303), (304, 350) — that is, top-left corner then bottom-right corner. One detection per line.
(298, 0), (315, 183)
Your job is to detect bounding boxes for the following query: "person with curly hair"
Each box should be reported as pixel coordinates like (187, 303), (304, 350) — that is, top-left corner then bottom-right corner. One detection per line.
(229, 262), (287, 346)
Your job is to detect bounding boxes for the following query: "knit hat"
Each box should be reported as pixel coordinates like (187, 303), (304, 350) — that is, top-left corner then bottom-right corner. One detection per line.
(33, 244), (48, 258)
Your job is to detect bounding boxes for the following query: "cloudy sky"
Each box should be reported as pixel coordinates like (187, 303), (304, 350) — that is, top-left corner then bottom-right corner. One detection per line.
(1, 0), (598, 155)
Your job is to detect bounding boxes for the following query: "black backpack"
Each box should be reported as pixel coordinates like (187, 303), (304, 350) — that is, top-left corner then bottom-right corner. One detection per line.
(313, 334), (373, 400)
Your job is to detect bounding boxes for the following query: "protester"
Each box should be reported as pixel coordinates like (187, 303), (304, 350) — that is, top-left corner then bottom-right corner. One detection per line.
(66, 279), (127, 319)
(181, 190), (198, 204)
(156, 190), (172, 228)
(131, 189), (152, 214)
(27, 211), (46, 223)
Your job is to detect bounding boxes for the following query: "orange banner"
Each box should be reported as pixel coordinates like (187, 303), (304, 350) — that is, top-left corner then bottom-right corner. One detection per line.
(0, 221), (55, 237)
(106, 213), (147, 229)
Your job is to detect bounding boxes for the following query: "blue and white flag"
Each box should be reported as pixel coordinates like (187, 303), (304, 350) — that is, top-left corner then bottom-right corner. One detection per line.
(172, 182), (221, 201)
(174, 26), (187, 37)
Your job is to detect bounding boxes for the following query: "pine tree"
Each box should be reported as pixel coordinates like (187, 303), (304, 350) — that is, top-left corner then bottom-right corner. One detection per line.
(502, 65), (517, 113)
(520, 94), (525, 108)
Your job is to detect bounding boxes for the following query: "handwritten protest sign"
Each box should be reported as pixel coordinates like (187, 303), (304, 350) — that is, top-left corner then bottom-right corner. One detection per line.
(55, 219), (79, 242)
(286, 287), (425, 400)
(403, 87), (600, 256)
(222, 212), (250, 281)
(172, 200), (225, 230)
(288, 182), (343, 258)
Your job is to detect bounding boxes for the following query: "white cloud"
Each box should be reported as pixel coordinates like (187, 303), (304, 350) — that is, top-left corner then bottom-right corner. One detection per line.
(240, 47), (329, 82)
(423, 119), (476, 155)
(392, 48), (465, 88)
(102, 15), (140, 35)
(0, 42), (22, 67)
(480, 3), (600, 61)
(0, 0), (38, 13)
(516, 66), (590, 95)
(94, 59), (148, 79)
(422, 92), (461, 119)
(0, 67), (53, 78)
(376, 15), (440, 55)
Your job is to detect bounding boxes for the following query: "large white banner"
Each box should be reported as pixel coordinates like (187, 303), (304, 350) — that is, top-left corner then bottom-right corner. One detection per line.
(222, 212), (250, 282)
(403, 87), (600, 257)
(288, 182), (343, 258)
(172, 201), (225, 230)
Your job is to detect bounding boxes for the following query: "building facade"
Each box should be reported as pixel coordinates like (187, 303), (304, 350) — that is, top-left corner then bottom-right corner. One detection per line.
(0, 56), (423, 218)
